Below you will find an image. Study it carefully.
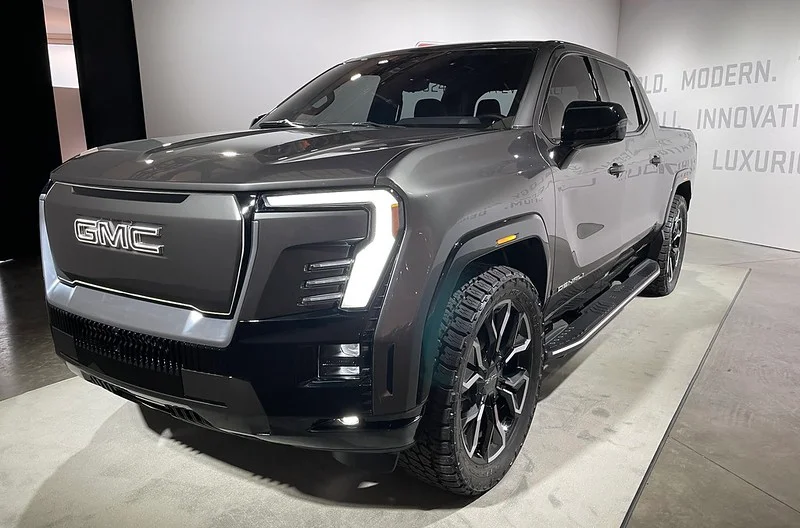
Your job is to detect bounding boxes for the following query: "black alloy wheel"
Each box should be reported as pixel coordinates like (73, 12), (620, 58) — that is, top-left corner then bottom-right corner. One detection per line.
(459, 299), (533, 464)
(666, 213), (683, 284)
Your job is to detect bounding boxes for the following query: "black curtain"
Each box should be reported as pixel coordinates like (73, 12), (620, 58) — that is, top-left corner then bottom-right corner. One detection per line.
(0, 1), (62, 260)
(69, 0), (146, 148)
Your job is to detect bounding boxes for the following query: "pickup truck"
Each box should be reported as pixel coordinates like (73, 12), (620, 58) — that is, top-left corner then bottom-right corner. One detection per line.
(40, 40), (696, 495)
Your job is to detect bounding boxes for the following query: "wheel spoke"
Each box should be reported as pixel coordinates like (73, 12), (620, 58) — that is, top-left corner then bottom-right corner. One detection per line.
(478, 403), (495, 460)
(484, 316), (498, 356)
(499, 388), (518, 415)
(504, 313), (531, 364)
(472, 341), (486, 373)
(463, 403), (480, 426)
(501, 370), (528, 390)
(495, 301), (512, 354)
(464, 402), (485, 458)
(487, 403), (507, 463)
(462, 372), (482, 391)
(499, 371), (530, 414)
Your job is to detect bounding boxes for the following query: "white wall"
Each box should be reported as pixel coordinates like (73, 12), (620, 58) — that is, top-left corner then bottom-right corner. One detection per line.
(132, 0), (620, 137)
(47, 44), (79, 88)
(618, 0), (800, 251)
(53, 87), (87, 161)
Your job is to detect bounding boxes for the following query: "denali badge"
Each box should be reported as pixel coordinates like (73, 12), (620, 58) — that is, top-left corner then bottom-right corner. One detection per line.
(74, 218), (164, 255)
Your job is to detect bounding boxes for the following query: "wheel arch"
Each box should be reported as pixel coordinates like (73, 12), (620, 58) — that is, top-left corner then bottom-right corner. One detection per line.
(416, 213), (550, 405)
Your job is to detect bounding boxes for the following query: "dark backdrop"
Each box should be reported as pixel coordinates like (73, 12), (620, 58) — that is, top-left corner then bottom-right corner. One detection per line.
(0, 0), (146, 261)
(0, 0), (62, 261)
(69, 0), (146, 148)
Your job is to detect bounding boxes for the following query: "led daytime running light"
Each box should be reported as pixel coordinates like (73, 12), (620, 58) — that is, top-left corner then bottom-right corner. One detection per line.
(261, 189), (400, 308)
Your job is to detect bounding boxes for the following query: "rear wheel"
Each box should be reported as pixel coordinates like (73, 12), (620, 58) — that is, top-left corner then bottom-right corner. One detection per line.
(400, 265), (543, 495)
(646, 194), (688, 296)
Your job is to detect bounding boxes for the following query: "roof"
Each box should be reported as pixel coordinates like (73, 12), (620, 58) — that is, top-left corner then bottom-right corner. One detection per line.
(351, 40), (620, 67)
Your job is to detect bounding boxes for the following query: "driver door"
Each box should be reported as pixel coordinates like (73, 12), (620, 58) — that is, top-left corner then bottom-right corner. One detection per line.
(542, 54), (626, 307)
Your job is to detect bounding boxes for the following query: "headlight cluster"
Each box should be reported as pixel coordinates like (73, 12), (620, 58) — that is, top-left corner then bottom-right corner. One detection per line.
(257, 189), (402, 309)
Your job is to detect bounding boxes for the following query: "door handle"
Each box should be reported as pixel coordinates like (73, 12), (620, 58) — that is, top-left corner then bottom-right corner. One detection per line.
(608, 163), (625, 177)
(650, 155), (662, 166)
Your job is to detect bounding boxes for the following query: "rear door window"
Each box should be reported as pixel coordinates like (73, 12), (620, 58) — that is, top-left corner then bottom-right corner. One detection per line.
(595, 61), (643, 132)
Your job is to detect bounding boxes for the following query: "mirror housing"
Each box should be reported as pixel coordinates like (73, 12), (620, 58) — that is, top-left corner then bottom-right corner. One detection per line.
(250, 113), (267, 127)
(551, 100), (628, 167)
(560, 100), (627, 148)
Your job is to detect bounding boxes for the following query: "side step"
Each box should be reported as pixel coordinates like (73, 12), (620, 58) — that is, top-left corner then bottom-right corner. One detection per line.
(545, 259), (660, 358)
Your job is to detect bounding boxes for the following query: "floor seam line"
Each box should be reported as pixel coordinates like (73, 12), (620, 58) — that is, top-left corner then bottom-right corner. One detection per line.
(720, 256), (800, 267)
(671, 438), (800, 515)
(620, 267), (751, 527)
(688, 232), (800, 254)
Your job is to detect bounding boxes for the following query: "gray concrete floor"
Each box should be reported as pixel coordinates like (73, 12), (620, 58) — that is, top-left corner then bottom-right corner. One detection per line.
(1, 234), (799, 527)
(626, 235), (800, 527)
(0, 261), (745, 527)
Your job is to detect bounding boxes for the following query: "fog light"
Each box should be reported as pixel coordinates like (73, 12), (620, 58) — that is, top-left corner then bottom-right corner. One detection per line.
(321, 365), (360, 377)
(338, 416), (360, 426)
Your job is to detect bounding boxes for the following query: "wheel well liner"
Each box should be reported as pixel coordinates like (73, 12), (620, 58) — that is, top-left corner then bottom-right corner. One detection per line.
(470, 238), (547, 305)
(675, 180), (691, 208)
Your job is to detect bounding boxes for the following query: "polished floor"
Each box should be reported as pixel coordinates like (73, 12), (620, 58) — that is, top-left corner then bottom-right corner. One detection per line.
(1, 235), (798, 527)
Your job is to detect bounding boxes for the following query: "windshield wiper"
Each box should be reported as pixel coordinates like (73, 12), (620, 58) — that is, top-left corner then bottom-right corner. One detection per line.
(257, 119), (307, 129)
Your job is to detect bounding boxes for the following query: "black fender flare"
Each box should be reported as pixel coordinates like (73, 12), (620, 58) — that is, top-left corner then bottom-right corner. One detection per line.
(664, 169), (692, 223)
(415, 212), (550, 404)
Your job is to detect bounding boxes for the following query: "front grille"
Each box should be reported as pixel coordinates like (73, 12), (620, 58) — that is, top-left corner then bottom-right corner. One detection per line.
(48, 306), (225, 378)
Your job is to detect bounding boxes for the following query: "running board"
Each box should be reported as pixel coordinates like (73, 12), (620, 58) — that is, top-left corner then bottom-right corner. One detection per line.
(545, 259), (660, 358)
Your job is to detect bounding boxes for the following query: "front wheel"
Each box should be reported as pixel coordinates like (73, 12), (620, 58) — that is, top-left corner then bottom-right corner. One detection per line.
(400, 266), (544, 495)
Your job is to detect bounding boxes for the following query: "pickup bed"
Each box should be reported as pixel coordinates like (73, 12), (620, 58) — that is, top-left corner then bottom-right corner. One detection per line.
(41, 40), (696, 495)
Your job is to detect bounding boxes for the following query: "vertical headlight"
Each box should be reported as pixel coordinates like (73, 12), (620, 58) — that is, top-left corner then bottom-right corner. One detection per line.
(259, 189), (401, 309)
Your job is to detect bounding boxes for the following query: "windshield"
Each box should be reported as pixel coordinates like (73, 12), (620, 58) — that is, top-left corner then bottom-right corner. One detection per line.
(257, 47), (536, 129)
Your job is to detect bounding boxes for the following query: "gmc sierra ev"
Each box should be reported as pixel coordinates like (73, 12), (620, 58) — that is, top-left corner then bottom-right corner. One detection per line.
(41, 41), (695, 495)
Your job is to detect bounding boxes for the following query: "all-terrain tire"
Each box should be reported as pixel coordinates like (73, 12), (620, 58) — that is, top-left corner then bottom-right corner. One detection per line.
(399, 265), (544, 495)
(646, 194), (688, 296)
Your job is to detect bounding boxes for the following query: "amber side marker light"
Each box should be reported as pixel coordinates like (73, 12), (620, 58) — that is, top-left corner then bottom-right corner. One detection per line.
(496, 234), (518, 245)
(391, 202), (400, 237)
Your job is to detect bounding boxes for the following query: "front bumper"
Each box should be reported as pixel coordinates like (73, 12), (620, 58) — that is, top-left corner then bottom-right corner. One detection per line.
(39, 187), (426, 442)
(51, 318), (421, 453)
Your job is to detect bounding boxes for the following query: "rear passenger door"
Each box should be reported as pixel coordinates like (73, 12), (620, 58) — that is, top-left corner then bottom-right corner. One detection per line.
(542, 54), (625, 300)
(592, 59), (663, 248)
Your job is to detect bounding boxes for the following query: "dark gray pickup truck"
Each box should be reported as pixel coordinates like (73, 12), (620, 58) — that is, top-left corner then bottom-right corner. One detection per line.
(41, 40), (696, 494)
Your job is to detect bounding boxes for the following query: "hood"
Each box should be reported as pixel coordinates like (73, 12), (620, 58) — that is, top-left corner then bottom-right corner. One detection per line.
(50, 127), (470, 192)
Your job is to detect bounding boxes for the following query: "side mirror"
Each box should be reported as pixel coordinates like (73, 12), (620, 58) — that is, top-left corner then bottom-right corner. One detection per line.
(560, 100), (627, 148)
(250, 113), (267, 127)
